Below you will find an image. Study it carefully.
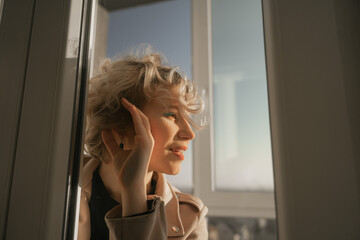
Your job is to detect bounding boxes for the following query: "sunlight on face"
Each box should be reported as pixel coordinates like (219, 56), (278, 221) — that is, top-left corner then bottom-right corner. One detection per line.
(142, 95), (195, 175)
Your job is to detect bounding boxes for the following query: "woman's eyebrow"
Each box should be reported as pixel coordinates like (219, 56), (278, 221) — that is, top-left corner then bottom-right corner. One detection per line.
(167, 105), (179, 110)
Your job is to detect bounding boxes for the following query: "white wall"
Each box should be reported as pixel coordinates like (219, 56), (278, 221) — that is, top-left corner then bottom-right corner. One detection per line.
(263, 0), (360, 239)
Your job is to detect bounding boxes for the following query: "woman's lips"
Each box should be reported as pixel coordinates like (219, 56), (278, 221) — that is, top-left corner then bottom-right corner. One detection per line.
(170, 150), (185, 160)
(169, 146), (187, 160)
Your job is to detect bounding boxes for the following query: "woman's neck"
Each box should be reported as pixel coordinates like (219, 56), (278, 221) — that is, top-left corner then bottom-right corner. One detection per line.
(145, 170), (155, 194)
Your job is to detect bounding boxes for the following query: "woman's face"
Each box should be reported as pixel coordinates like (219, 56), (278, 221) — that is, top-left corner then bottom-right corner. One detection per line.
(142, 94), (195, 175)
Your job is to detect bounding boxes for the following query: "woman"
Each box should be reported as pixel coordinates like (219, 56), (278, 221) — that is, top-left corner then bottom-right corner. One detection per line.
(78, 49), (208, 240)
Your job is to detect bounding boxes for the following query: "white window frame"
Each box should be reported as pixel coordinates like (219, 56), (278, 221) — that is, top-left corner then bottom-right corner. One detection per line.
(192, 0), (276, 219)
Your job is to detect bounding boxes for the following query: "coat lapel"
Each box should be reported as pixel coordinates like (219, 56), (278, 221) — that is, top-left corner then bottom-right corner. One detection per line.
(151, 172), (185, 237)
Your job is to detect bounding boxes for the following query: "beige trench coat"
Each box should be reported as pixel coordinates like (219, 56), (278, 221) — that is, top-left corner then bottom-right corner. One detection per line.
(78, 159), (208, 240)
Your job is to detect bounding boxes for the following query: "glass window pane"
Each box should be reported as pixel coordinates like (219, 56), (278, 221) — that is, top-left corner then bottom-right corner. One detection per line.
(212, 0), (274, 191)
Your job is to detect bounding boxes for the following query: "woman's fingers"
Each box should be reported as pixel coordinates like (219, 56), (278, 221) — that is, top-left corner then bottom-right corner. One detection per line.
(135, 106), (152, 132)
(121, 98), (153, 140)
(121, 98), (147, 136)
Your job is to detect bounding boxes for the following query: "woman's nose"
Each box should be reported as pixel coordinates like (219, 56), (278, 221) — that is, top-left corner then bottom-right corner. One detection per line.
(178, 118), (195, 140)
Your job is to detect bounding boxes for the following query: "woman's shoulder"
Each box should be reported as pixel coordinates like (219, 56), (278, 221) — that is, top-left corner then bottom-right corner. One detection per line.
(169, 185), (207, 213)
(166, 184), (208, 238)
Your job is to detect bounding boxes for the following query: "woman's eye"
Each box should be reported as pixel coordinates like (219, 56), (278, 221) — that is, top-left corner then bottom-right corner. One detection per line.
(163, 112), (177, 120)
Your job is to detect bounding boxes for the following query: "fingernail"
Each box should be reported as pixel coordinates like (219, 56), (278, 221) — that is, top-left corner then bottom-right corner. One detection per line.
(121, 98), (128, 105)
(123, 98), (132, 104)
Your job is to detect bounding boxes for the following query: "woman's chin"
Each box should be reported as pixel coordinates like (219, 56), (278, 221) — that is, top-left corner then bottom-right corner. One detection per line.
(161, 165), (181, 175)
(167, 169), (180, 175)
(149, 160), (182, 175)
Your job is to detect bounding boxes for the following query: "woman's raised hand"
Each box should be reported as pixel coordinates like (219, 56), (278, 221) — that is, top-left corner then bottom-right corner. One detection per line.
(119, 98), (154, 185)
(101, 98), (154, 216)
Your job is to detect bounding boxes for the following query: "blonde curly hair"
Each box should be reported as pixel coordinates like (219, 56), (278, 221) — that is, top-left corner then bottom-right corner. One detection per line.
(85, 49), (204, 162)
